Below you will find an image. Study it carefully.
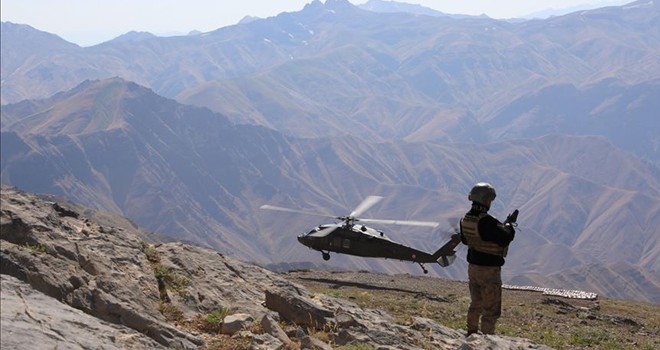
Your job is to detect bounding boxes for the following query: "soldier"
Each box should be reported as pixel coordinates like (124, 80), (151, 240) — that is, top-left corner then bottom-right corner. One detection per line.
(460, 182), (515, 336)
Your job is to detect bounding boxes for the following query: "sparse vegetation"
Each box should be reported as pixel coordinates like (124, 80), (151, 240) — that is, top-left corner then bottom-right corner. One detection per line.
(199, 337), (251, 350)
(175, 307), (275, 350)
(290, 271), (660, 350)
(310, 329), (331, 343)
(141, 242), (191, 300)
(140, 240), (160, 264)
(158, 301), (184, 322)
(305, 322), (336, 345)
(154, 265), (191, 298)
(336, 343), (375, 350)
(200, 307), (232, 333)
(24, 242), (46, 254)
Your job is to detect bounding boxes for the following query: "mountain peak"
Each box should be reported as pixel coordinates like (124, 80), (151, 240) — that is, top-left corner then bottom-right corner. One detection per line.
(324, 0), (354, 9)
(302, 0), (356, 15)
(303, 0), (324, 11)
(360, 0), (447, 16)
(111, 30), (157, 43)
(0, 21), (79, 60)
(1, 78), (227, 136)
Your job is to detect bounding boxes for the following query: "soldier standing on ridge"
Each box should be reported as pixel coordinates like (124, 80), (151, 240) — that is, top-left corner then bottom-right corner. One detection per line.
(460, 182), (516, 336)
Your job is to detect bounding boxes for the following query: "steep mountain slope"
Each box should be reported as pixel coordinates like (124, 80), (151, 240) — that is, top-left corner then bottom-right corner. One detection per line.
(0, 22), (81, 104)
(513, 1), (660, 85)
(483, 78), (660, 161)
(2, 78), (659, 302)
(0, 22), (79, 71)
(1, 78), (263, 258)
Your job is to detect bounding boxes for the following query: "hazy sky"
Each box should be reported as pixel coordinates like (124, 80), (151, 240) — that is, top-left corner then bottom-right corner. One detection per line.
(1, 0), (631, 47)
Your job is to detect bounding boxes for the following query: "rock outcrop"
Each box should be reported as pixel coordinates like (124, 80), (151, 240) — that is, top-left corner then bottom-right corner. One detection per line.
(1, 274), (168, 349)
(0, 185), (551, 349)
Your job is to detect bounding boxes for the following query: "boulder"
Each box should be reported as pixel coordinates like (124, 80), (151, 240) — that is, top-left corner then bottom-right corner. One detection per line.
(265, 282), (334, 328)
(221, 313), (254, 334)
(261, 314), (293, 345)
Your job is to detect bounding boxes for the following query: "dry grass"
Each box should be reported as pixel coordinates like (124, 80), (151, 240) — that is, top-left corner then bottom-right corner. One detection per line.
(287, 270), (660, 350)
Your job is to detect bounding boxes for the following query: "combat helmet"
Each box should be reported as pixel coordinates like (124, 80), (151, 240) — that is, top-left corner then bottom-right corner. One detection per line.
(468, 182), (496, 205)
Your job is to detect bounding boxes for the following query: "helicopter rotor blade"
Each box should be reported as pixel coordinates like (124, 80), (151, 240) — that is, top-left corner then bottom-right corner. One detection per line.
(307, 225), (338, 238)
(259, 204), (336, 219)
(358, 218), (439, 228)
(349, 195), (383, 218)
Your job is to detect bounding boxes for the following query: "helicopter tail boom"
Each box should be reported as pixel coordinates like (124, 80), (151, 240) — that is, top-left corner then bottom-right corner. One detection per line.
(431, 234), (461, 267)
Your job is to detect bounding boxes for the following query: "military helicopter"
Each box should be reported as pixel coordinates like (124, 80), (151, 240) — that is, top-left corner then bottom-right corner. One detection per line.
(260, 196), (461, 273)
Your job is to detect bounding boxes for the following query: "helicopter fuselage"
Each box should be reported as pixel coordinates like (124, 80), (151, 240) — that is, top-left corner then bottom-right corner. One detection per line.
(298, 224), (438, 263)
(261, 196), (459, 273)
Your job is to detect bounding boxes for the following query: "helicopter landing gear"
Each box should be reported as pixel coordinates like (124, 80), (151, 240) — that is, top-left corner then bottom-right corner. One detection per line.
(322, 252), (331, 261)
(418, 262), (428, 274)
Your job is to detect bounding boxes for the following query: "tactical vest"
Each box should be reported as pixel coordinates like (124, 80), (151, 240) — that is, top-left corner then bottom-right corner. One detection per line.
(461, 213), (507, 257)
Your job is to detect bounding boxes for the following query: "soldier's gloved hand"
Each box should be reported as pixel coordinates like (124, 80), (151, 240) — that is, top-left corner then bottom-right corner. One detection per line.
(504, 223), (515, 234)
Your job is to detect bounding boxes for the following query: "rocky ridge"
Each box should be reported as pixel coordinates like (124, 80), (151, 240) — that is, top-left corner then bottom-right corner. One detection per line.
(0, 185), (550, 349)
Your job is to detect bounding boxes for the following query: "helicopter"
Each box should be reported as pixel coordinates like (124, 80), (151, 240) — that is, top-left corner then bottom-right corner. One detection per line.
(260, 195), (461, 274)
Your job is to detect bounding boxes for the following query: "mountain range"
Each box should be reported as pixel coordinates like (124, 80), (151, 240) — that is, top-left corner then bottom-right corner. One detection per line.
(2, 0), (659, 161)
(1, 0), (659, 303)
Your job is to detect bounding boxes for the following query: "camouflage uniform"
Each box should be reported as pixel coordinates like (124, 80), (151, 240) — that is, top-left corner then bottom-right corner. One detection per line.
(467, 264), (502, 334)
(460, 202), (515, 335)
